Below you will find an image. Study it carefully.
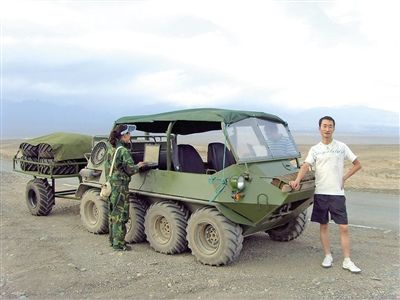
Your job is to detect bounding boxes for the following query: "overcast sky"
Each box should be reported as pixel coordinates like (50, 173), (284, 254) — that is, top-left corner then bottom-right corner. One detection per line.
(1, 1), (399, 114)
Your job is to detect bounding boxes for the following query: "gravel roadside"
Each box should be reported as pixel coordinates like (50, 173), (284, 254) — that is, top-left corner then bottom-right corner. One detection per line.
(1, 171), (399, 300)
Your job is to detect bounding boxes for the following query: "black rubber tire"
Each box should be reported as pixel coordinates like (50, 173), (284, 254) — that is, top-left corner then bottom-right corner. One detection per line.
(38, 143), (54, 159)
(25, 178), (54, 216)
(69, 159), (88, 174)
(267, 210), (308, 242)
(144, 201), (189, 254)
(39, 158), (68, 175)
(39, 159), (86, 175)
(186, 207), (244, 266)
(80, 189), (109, 234)
(20, 142), (39, 157)
(20, 156), (38, 171)
(125, 198), (149, 243)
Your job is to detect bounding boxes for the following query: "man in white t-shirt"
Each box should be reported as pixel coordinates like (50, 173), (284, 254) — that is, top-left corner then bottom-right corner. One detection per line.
(289, 116), (362, 273)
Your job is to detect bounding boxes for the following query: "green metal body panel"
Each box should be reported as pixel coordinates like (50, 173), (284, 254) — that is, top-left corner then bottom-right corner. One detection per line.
(132, 164), (314, 236)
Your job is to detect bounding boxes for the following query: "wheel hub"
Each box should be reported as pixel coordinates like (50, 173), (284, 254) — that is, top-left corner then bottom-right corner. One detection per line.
(157, 216), (171, 239)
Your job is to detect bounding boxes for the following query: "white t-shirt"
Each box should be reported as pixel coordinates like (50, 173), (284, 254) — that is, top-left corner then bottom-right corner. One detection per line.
(305, 139), (357, 195)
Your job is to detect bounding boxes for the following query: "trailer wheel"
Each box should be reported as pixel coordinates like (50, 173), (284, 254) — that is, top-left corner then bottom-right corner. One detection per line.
(26, 178), (54, 216)
(144, 201), (189, 254)
(267, 210), (308, 242)
(80, 189), (109, 234)
(125, 198), (149, 243)
(187, 207), (244, 266)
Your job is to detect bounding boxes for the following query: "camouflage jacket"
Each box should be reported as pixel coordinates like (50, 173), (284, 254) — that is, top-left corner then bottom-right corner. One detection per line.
(104, 141), (138, 183)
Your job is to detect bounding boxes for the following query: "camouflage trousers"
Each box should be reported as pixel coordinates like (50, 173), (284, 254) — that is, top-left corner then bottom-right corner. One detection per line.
(108, 182), (130, 249)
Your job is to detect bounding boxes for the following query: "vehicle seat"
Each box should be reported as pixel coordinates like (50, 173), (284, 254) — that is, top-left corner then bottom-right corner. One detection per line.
(176, 144), (205, 174)
(207, 142), (235, 172)
(158, 150), (172, 170)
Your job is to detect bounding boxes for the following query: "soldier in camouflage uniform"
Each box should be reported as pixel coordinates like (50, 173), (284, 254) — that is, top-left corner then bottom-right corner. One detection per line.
(105, 124), (147, 251)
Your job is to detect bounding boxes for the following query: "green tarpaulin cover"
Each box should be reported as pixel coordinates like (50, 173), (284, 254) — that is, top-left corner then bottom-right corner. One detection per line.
(115, 108), (286, 135)
(25, 132), (92, 161)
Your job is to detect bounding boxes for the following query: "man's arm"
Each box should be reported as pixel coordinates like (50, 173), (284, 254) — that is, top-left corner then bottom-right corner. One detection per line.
(342, 158), (362, 190)
(289, 162), (311, 191)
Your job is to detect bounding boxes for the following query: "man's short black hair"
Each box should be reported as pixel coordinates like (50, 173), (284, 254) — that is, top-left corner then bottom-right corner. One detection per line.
(319, 116), (335, 127)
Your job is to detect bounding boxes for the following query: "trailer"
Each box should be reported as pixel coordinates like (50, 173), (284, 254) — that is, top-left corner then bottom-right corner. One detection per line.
(12, 132), (93, 215)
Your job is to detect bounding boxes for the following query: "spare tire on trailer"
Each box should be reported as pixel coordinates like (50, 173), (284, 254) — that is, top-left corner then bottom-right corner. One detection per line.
(38, 143), (54, 159)
(39, 158), (87, 175)
(20, 156), (38, 171)
(20, 142), (39, 158)
(26, 178), (54, 216)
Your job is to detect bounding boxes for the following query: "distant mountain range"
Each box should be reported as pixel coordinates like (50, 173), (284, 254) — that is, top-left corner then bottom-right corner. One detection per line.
(1, 100), (119, 139)
(1, 99), (398, 139)
(282, 106), (399, 134)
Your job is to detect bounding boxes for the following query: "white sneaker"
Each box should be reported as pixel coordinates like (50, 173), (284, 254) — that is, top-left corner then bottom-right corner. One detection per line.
(322, 255), (333, 268)
(343, 260), (361, 273)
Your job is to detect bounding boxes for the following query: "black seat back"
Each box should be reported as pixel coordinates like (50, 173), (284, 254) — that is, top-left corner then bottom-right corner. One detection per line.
(176, 144), (205, 174)
(158, 150), (174, 170)
(207, 142), (235, 172)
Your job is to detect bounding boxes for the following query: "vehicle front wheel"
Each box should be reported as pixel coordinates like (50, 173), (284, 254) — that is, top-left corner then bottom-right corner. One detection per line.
(267, 210), (308, 242)
(186, 207), (244, 266)
(26, 178), (54, 216)
(80, 189), (109, 234)
(144, 201), (189, 254)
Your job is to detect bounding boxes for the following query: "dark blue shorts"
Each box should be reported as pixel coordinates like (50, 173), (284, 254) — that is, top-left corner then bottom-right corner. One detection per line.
(311, 194), (348, 225)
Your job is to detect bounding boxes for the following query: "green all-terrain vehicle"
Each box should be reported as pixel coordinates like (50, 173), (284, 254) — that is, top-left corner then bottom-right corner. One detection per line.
(76, 108), (315, 266)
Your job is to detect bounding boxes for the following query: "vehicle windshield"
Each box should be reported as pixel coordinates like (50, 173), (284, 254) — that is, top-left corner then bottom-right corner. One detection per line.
(226, 118), (300, 162)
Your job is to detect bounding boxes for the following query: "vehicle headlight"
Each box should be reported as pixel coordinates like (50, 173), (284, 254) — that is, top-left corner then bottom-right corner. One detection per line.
(229, 175), (245, 190)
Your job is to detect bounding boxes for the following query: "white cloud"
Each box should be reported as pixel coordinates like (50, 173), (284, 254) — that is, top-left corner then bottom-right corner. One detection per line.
(1, 1), (399, 113)
(130, 70), (241, 107)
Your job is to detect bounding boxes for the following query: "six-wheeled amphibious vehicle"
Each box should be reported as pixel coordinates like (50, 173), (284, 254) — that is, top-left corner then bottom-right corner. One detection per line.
(76, 108), (315, 266)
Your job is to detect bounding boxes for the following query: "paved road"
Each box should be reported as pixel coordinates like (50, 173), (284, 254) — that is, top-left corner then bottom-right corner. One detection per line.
(345, 191), (399, 231)
(303, 192), (399, 232)
(2, 161), (399, 231)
